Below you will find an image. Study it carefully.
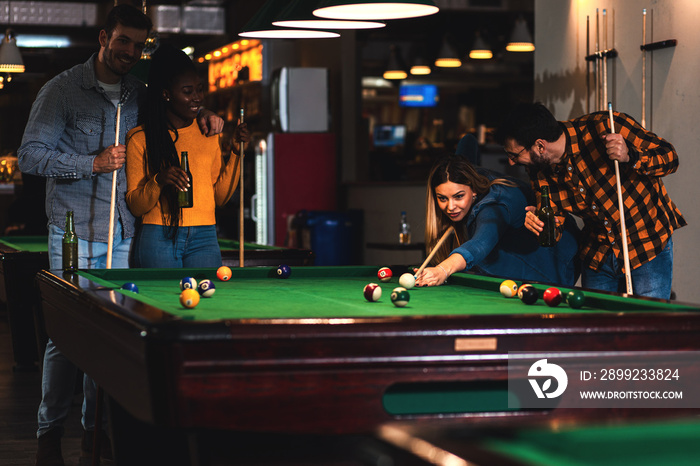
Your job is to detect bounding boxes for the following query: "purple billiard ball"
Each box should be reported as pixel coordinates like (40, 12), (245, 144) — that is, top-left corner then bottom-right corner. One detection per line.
(277, 264), (291, 279)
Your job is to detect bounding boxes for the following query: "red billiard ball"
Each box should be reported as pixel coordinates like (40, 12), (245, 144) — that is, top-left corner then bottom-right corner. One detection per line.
(378, 266), (393, 282)
(543, 287), (563, 307)
(363, 283), (382, 302)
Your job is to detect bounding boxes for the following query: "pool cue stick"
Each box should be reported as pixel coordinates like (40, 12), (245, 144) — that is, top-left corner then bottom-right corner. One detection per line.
(603, 9), (608, 107)
(586, 16), (590, 113)
(239, 108), (245, 267)
(595, 9), (600, 110)
(608, 102), (633, 295)
(106, 103), (121, 270)
(642, 9), (647, 128)
(413, 226), (455, 280)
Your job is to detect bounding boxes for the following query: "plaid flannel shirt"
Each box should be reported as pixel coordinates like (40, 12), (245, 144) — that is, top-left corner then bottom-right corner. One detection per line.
(527, 111), (686, 272)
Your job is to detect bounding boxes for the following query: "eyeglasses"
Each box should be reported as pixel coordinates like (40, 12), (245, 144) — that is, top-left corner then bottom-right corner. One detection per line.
(504, 146), (527, 161)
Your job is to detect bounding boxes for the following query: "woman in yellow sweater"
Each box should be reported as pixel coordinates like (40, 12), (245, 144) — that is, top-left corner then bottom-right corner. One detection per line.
(126, 45), (249, 267)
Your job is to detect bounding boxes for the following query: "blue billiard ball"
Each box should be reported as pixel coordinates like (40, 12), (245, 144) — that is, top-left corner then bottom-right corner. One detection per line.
(276, 264), (291, 279)
(121, 282), (139, 293)
(180, 277), (197, 291)
(197, 279), (216, 298)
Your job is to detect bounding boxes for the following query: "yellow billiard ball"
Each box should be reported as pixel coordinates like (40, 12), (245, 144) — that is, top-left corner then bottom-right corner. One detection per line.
(180, 289), (200, 309)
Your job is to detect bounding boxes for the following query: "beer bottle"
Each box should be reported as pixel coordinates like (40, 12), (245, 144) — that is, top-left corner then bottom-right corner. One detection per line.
(62, 211), (78, 272)
(537, 186), (556, 247)
(178, 151), (193, 208)
(399, 211), (411, 244)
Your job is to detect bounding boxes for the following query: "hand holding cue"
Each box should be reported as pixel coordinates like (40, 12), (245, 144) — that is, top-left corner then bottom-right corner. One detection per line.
(608, 102), (633, 294)
(106, 103), (121, 270)
(239, 108), (245, 267)
(413, 226), (455, 279)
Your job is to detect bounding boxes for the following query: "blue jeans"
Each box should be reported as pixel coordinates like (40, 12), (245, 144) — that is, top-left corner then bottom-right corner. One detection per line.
(134, 224), (222, 268)
(38, 222), (132, 437)
(582, 237), (674, 300)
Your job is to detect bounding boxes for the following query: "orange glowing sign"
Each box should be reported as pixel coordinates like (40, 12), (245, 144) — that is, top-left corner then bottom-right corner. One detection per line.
(207, 39), (263, 92)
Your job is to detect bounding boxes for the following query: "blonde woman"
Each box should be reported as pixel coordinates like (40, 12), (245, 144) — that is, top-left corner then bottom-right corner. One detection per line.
(415, 154), (579, 287)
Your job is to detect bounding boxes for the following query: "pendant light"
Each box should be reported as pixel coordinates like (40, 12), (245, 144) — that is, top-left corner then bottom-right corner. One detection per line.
(506, 16), (535, 52)
(383, 45), (407, 80)
(434, 36), (461, 68)
(468, 32), (492, 60)
(240, 0), (339, 39)
(273, 0), (386, 30)
(0, 29), (25, 73)
(313, 0), (439, 21)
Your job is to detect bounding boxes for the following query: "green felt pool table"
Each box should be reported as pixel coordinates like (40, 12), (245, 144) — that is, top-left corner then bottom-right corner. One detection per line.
(377, 417), (700, 466)
(0, 235), (312, 369)
(36, 265), (700, 436)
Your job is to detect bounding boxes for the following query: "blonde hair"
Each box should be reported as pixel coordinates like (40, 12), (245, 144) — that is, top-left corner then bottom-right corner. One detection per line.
(425, 155), (515, 264)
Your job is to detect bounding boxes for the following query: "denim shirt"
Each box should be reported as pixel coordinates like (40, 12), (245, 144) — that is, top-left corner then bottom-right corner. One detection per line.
(450, 169), (580, 287)
(17, 53), (144, 242)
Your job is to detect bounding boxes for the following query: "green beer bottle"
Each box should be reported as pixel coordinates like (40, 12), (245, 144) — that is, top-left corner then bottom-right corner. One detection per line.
(62, 211), (78, 272)
(178, 151), (193, 208)
(537, 186), (556, 247)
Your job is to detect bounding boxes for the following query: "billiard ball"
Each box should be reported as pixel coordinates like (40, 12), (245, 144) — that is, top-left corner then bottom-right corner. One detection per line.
(180, 277), (197, 291)
(567, 290), (586, 309)
(378, 267), (393, 282)
(517, 284), (533, 299)
(543, 287), (563, 307)
(363, 283), (382, 302)
(121, 282), (139, 293)
(499, 279), (518, 298)
(197, 279), (216, 298)
(216, 266), (232, 281)
(277, 264), (292, 279)
(392, 286), (407, 294)
(391, 289), (410, 307)
(179, 288), (200, 309)
(520, 286), (538, 305)
(399, 273), (415, 289)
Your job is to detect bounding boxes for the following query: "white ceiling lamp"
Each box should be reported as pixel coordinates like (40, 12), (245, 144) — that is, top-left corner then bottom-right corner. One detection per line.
(273, 0), (386, 30)
(240, 0), (339, 39)
(313, 0), (439, 21)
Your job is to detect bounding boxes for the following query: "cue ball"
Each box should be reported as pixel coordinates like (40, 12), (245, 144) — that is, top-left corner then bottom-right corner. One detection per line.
(543, 287), (563, 307)
(216, 266), (232, 281)
(197, 279), (216, 298)
(377, 267), (393, 282)
(567, 290), (586, 309)
(499, 279), (518, 298)
(180, 277), (197, 291)
(180, 289), (200, 309)
(398, 273), (415, 289)
(391, 289), (410, 307)
(121, 282), (139, 293)
(520, 286), (538, 305)
(276, 264), (292, 279)
(363, 283), (382, 302)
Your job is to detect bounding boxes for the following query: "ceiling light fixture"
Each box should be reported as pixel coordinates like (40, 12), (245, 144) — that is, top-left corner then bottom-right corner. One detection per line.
(240, 0), (339, 39)
(434, 36), (461, 68)
(506, 16), (535, 52)
(383, 45), (407, 80)
(313, 0), (439, 21)
(0, 29), (25, 73)
(273, 0), (386, 29)
(469, 32), (492, 59)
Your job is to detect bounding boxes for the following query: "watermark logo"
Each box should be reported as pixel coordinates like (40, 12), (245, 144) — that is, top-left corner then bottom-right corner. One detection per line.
(528, 358), (568, 398)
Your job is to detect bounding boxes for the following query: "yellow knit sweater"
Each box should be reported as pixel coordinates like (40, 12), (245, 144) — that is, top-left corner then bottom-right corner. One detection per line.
(125, 121), (240, 226)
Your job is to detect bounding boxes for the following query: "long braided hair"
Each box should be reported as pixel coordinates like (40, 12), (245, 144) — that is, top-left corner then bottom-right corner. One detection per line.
(143, 45), (197, 238)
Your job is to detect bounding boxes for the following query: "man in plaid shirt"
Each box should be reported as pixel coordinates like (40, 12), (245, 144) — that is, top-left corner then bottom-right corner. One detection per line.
(497, 102), (685, 300)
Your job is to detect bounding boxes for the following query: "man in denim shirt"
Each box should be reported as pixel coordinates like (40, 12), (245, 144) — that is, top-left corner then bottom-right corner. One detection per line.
(18, 5), (222, 465)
